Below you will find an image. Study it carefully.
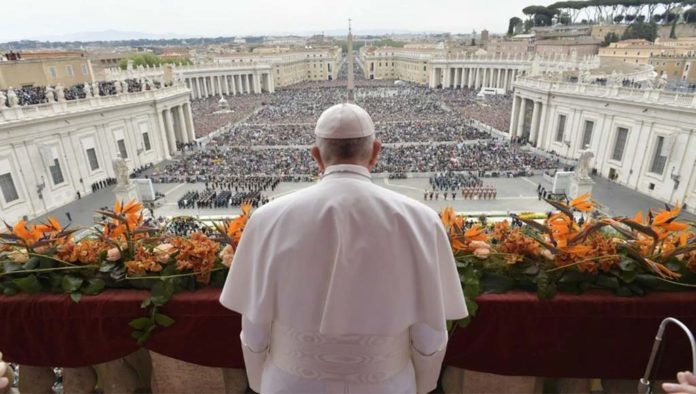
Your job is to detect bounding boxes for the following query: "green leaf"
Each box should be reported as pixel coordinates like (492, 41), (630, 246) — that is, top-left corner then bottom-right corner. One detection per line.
(70, 292), (82, 303)
(12, 275), (42, 294)
(464, 297), (479, 317)
(3, 286), (18, 296)
(131, 330), (144, 340)
(141, 298), (152, 308)
(559, 270), (594, 283)
(22, 256), (40, 270)
(619, 258), (637, 272)
(615, 268), (637, 284)
(150, 280), (175, 306)
(480, 273), (515, 294)
(154, 313), (175, 327)
(523, 265), (540, 275)
(129, 317), (152, 330)
(61, 275), (84, 293)
(457, 317), (472, 328)
(596, 275), (620, 289)
(2, 262), (22, 274)
(99, 262), (117, 273)
(82, 278), (105, 295)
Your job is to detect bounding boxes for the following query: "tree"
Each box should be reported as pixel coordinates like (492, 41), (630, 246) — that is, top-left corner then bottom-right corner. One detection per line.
(663, 12), (679, 24)
(508, 17), (523, 36)
(622, 21), (658, 42)
(613, 15), (625, 23)
(625, 14), (636, 22)
(602, 32), (620, 46)
(636, 15), (646, 23)
(534, 13), (553, 26)
(559, 12), (572, 24)
(653, 13), (663, 22)
(685, 8), (696, 23)
(524, 19), (534, 33)
(118, 53), (191, 70)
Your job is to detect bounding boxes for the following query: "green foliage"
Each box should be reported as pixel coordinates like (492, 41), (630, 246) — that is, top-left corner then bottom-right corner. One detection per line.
(508, 17), (524, 35)
(622, 21), (658, 41)
(686, 8), (696, 23)
(524, 19), (535, 33)
(118, 53), (192, 70)
(129, 280), (176, 345)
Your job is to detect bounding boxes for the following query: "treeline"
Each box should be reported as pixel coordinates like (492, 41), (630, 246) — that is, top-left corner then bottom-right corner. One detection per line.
(117, 53), (192, 70)
(508, 0), (696, 36)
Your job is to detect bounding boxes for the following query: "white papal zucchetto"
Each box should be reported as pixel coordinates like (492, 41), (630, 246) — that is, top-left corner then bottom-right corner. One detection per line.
(314, 102), (375, 139)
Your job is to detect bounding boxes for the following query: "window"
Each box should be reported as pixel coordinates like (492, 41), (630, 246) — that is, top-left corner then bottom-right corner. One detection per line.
(81, 64), (88, 75)
(0, 173), (19, 203)
(49, 66), (57, 78)
(65, 65), (74, 77)
(649, 136), (668, 175)
(86, 148), (99, 171)
(555, 115), (566, 142)
(117, 139), (128, 158)
(582, 120), (594, 149)
(612, 127), (629, 162)
(49, 158), (64, 185)
(143, 133), (151, 151)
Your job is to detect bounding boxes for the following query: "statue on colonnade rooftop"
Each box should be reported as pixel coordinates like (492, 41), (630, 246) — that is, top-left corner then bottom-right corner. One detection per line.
(56, 85), (65, 102)
(45, 86), (55, 103)
(6, 88), (18, 107)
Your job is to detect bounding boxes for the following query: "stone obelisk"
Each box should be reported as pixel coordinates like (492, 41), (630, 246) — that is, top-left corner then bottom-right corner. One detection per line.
(347, 18), (355, 102)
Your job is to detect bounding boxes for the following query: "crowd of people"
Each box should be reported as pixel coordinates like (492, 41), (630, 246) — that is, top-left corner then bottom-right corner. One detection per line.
(190, 94), (268, 138)
(176, 177), (279, 209)
(0, 79), (149, 107)
(211, 118), (491, 147)
(438, 89), (513, 133)
(90, 178), (117, 193)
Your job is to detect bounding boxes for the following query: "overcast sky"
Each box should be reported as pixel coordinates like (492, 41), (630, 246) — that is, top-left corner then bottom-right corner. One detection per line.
(1, 0), (531, 41)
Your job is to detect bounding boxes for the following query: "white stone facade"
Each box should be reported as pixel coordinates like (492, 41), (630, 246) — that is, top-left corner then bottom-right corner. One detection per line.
(0, 84), (193, 222)
(359, 48), (600, 93)
(512, 77), (696, 212)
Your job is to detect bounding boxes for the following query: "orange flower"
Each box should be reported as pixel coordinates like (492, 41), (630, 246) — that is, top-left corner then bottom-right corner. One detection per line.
(125, 246), (162, 276)
(170, 233), (221, 284)
(56, 239), (110, 264)
(570, 194), (594, 212)
(465, 225), (488, 242)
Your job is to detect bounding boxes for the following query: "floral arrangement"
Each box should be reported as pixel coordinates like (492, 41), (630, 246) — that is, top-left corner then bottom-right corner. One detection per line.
(0, 200), (252, 343)
(1, 195), (695, 340)
(440, 194), (696, 326)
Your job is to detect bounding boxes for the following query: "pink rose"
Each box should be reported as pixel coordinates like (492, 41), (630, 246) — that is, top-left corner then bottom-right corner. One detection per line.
(469, 240), (489, 250)
(154, 243), (175, 264)
(9, 249), (29, 263)
(541, 249), (555, 261)
(219, 244), (235, 268)
(473, 247), (491, 259)
(106, 248), (121, 262)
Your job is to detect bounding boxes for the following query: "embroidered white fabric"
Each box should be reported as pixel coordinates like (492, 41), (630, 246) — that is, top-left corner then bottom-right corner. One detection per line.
(269, 322), (410, 384)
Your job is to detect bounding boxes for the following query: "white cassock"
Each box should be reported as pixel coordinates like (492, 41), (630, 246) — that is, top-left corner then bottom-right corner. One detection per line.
(220, 164), (467, 394)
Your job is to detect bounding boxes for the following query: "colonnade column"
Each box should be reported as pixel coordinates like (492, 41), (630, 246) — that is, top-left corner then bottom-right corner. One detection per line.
(202, 77), (209, 97)
(516, 97), (527, 139)
(530, 101), (541, 143)
(157, 108), (171, 160)
(184, 103), (196, 142)
(496, 69), (502, 89)
(223, 75), (229, 95)
(216, 76), (223, 97)
(536, 101), (548, 149)
(509, 96), (520, 136)
(231, 75), (237, 95)
(468, 68), (474, 88)
(177, 105), (189, 144)
(195, 78), (201, 99)
(163, 108), (177, 154)
(254, 73), (261, 93)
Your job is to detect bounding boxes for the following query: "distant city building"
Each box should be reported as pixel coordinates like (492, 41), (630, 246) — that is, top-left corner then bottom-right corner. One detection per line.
(0, 51), (95, 89)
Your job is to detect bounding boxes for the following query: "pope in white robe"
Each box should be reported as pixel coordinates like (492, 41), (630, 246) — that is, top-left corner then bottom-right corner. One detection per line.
(220, 102), (468, 393)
